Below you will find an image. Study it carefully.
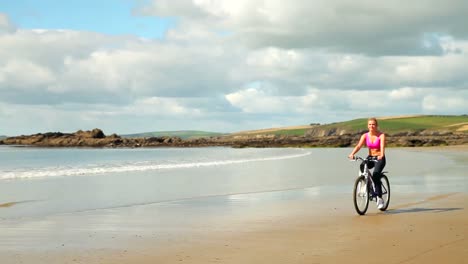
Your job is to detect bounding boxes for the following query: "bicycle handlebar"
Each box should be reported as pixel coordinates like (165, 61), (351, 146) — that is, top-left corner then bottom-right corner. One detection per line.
(349, 156), (378, 162)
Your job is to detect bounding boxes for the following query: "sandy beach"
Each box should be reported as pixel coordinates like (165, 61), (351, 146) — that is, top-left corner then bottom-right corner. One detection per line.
(0, 147), (467, 264)
(154, 196), (468, 264)
(103, 193), (468, 264)
(1, 192), (466, 264)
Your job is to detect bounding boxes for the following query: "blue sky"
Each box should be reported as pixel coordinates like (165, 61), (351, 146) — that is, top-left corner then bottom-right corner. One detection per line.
(1, 0), (174, 38)
(0, 1), (467, 136)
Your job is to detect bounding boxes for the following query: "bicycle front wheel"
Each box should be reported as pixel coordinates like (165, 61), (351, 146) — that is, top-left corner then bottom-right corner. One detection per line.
(353, 176), (369, 215)
(379, 175), (390, 211)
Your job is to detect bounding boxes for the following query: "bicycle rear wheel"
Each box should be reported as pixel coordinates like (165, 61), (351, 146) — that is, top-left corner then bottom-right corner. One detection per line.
(353, 176), (369, 215)
(379, 175), (390, 211)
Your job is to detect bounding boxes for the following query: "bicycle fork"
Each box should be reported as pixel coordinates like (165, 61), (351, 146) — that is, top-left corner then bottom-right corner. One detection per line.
(360, 169), (377, 200)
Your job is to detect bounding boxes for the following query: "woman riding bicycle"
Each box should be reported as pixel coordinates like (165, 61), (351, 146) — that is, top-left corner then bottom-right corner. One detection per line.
(348, 117), (386, 209)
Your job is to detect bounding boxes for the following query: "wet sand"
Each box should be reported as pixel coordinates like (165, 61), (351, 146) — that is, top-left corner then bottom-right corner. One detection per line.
(1, 192), (466, 264)
(115, 193), (468, 264)
(407, 145), (468, 152)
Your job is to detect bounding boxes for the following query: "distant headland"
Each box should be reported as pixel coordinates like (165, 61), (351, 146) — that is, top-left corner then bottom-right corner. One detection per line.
(1, 115), (467, 148)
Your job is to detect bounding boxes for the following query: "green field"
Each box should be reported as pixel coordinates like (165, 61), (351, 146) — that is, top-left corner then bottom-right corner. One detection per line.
(122, 130), (225, 139)
(372, 116), (468, 133)
(249, 115), (468, 136)
(267, 129), (309, 136)
(328, 115), (467, 133)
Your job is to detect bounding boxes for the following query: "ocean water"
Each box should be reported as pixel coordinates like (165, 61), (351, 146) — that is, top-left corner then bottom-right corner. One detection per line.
(0, 146), (467, 219)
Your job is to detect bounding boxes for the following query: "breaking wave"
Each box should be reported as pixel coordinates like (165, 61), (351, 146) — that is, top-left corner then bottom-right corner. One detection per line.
(1, 151), (311, 180)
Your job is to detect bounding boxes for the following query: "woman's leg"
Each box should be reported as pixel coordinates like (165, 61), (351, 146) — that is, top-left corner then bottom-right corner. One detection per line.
(372, 156), (386, 198)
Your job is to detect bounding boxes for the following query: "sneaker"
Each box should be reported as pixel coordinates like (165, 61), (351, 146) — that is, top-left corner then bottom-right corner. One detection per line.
(377, 197), (385, 209)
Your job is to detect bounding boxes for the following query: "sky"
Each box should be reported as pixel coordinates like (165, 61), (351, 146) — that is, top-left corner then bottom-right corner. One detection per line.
(1, 0), (467, 136)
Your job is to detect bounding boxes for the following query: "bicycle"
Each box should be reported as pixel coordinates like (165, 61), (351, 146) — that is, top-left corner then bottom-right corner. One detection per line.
(351, 156), (390, 215)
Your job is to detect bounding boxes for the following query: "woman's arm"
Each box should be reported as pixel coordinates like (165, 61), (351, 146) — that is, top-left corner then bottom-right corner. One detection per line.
(348, 134), (366, 159)
(378, 133), (386, 160)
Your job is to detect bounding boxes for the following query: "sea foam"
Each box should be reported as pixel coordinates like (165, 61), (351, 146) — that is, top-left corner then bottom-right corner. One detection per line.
(1, 151), (311, 180)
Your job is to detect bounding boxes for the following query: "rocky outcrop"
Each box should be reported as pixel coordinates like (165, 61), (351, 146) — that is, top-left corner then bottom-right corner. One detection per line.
(1, 129), (114, 147)
(0, 129), (467, 148)
(219, 132), (467, 148)
(75, 129), (106, 138)
(305, 127), (361, 137)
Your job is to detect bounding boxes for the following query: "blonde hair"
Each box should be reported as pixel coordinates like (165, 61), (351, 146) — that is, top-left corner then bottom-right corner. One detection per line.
(368, 117), (378, 126)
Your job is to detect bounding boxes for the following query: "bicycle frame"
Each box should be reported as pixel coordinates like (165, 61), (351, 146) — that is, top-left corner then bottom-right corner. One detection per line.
(358, 157), (378, 201)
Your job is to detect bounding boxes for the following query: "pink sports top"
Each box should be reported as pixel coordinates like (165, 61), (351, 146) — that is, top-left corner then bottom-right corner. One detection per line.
(365, 132), (381, 150)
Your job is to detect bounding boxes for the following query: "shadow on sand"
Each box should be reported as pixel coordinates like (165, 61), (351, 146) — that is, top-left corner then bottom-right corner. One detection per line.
(383, 193), (464, 215)
(385, 207), (462, 214)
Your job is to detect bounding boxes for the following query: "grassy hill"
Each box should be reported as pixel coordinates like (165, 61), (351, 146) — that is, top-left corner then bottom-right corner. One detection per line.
(318, 115), (468, 134)
(233, 115), (468, 136)
(122, 130), (225, 139)
(231, 125), (313, 137)
(119, 115), (467, 139)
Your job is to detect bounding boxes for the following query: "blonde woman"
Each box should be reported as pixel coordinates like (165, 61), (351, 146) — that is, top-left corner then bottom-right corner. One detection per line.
(348, 117), (387, 209)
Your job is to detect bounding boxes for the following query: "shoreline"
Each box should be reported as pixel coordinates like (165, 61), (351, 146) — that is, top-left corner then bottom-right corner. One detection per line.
(2, 143), (468, 150)
(1, 129), (467, 148)
(403, 144), (468, 151)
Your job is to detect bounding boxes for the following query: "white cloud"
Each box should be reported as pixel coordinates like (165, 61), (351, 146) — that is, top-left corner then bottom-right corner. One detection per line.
(139, 0), (208, 18)
(0, 27), (242, 105)
(246, 47), (302, 70)
(225, 87), (320, 113)
(389, 87), (419, 100)
(422, 93), (468, 113)
(391, 50), (468, 87)
(0, 13), (16, 34)
(0, 60), (55, 89)
(1, 4), (468, 135)
(129, 97), (203, 116)
(140, 0), (468, 56)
